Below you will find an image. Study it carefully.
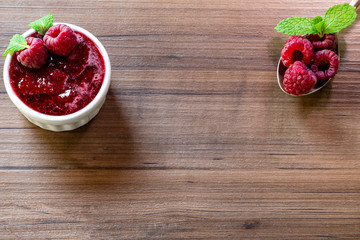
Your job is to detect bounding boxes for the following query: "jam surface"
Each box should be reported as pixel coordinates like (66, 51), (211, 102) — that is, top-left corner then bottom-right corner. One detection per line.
(9, 31), (105, 116)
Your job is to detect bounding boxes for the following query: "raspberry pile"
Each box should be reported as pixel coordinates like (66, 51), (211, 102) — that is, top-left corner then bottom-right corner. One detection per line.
(280, 33), (339, 95)
(16, 24), (77, 69)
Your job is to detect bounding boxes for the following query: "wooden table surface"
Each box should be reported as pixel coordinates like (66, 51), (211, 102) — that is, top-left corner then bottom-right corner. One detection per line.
(1, 0), (360, 239)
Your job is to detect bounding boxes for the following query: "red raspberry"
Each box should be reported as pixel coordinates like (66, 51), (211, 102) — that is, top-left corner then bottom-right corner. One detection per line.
(16, 37), (48, 69)
(310, 49), (339, 81)
(307, 34), (336, 51)
(43, 24), (77, 56)
(283, 61), (317, 95)
(281, 36), (314, 68)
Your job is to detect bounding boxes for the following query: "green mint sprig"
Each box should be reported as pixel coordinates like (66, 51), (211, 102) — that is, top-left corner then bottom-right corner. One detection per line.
(2, 34), (29, 57)
(28, 13), (53, 35)
(275, 3), (357, 37)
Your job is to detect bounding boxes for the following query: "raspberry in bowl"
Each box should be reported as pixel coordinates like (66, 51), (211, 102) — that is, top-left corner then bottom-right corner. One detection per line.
(3, 16), (111, 131)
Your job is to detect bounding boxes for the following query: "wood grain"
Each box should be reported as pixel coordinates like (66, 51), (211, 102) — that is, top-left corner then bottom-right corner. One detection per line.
(1, 0), (360, 239)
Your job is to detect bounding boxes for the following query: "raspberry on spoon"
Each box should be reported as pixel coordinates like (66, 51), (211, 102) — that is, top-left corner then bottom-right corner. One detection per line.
(283, 61), (317, 95)
(310, 49), (339, 81)
(16, 37), (48, 69)
(281, 36), (314, 68)
(44, 24), (77, 56)
(307, 34), (336, 51)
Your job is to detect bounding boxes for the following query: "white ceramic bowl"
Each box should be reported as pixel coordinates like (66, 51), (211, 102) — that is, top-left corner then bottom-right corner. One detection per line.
(3, 23), (111, 131)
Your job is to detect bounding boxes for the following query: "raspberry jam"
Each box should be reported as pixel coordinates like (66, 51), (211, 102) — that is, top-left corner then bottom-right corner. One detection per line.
(9, 31), (105, 116)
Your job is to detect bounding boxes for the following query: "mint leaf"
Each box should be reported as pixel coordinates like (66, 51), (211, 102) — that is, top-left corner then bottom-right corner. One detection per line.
(315, 21), (325, 37)
(275, 17), (317, 36)
(28, 13), (53, 35)
(323, 3), (357, 34)
(312, 16), (324, 36)
(312, 16), (323, 25)
(3, 34), (29, 57)
(275, 3), (358, 37)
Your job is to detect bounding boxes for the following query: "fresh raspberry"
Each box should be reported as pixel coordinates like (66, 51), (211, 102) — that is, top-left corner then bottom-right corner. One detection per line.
(310, 49), (339, 81)
(307, 34), (336, 51)
(16, 37), (48, 69)
(281, 36), (314, 68)
(43, 24), (77, 56)
(283, 61), (317, 95)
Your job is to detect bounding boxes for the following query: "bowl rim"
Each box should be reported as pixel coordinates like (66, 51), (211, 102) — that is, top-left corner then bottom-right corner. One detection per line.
(3, 22), (111, 124)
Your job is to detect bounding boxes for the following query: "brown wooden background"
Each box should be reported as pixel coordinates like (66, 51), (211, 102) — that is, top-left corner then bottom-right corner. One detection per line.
(1, 0), (360, 239)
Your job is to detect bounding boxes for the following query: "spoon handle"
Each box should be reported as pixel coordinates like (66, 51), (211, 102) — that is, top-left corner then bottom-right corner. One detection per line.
(350, 0), (360, 8)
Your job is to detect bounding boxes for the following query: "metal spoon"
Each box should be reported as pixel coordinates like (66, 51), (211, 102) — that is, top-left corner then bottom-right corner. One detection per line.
(277, 0), (360, 96)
